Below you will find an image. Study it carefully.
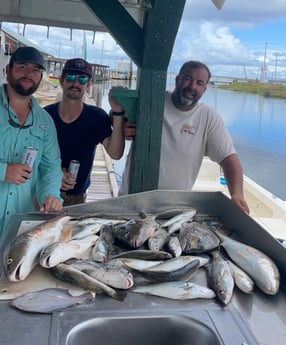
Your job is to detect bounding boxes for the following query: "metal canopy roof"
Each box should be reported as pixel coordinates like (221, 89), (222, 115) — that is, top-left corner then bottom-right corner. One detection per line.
(0, 0), (144, 33)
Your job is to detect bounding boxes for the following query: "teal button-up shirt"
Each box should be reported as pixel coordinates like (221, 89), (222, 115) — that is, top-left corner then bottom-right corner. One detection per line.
(0, 84), (63, 240)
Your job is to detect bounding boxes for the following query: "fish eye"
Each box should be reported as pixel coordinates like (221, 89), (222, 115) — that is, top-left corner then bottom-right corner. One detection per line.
(7, 257), (13, 265)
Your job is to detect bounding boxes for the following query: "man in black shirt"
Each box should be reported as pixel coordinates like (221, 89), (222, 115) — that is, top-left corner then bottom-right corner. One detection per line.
(45, 58), (126, 206)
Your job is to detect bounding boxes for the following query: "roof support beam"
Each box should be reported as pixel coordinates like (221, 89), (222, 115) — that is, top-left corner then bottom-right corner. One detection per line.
(129, 0), (186, 193)
(84, 0), (186, 193)
(83, 0), (144, 66)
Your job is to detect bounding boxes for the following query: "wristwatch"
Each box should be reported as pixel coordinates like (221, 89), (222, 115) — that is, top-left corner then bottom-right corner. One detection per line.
(111, 110), (126, 116)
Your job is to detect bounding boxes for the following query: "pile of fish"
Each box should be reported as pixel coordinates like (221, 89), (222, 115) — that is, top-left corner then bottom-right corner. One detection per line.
(2, 207), (281, 310)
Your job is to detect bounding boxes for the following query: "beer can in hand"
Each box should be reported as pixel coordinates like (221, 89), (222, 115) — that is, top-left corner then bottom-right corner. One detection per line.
(68, 160), (80, 179)
(21, 147), (38, 168)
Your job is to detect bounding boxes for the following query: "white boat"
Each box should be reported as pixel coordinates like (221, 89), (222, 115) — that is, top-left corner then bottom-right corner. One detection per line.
(193, 157), (286, 241)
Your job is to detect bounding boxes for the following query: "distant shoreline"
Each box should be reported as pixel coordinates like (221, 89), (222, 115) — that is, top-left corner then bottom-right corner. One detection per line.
(218, 81), (286, 99)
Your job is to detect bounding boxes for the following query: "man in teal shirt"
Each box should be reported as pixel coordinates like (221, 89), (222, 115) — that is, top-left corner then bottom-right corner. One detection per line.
(0, 46), (63, 240)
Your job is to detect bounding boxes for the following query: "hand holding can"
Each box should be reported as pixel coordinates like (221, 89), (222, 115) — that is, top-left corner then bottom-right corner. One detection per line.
(68, 160), (80, 181)
(22, 147), (38, 168)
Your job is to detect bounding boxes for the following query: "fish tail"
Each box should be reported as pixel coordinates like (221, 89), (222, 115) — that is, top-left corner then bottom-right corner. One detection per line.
(75, 291), (95, 304)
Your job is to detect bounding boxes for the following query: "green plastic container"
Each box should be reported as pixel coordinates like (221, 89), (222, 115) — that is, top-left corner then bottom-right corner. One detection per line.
(110, 89), (139, 123)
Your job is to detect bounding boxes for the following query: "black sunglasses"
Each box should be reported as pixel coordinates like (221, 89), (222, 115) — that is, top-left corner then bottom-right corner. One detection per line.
(7, 99), (34, 129)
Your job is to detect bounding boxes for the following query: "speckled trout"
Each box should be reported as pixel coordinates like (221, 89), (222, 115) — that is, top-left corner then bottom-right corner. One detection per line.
(132, 281), (216, 300)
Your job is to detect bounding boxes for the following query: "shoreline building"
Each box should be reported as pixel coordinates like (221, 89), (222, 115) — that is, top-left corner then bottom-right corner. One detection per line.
(0, 25), (110, 85)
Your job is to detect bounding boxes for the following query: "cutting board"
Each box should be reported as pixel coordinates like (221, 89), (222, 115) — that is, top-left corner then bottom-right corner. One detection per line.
(0, 265), (87, 300)
(0, 220), (89, 300)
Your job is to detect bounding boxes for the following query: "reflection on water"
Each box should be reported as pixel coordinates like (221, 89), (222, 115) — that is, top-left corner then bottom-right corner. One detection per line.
(203, 89), (286, 153)
(97, 80), (286, 200)
(202, 87), (286, 200)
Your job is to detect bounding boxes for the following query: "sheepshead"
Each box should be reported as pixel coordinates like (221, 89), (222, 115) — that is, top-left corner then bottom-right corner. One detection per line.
(213, 229), (280, 295)
(10, 288), (94, 314)
(113, 216), (159, 248)
(161, 208), (197, 234)
(165, 236), (182, 257)
(208, 250), (234, 305)
(132, 259), (200, 283)
(148, 227), (169, 251)
(39, 235), (99, 268)
(50, 262), (125, 301)
(2, 214), (71, 282)
(132, 281), (216, 300)
(67, 259), (134, 289)
(90, 224), (114, 262)
(226, 259), (254, 294)
(179, 221), (220, 254)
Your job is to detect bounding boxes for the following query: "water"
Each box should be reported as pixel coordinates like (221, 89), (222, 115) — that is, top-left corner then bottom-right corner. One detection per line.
(99, 81), (286, 201)
(203, 87), (286, 200)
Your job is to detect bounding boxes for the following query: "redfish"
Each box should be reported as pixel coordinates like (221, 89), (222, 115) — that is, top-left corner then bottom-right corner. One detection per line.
(3, 214), (71, 282)
(39, 234), (98, 268)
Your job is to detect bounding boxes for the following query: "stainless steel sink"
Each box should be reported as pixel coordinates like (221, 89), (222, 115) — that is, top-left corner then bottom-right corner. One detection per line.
(49, 295), (259, 345)
(66, 315), (222, 345)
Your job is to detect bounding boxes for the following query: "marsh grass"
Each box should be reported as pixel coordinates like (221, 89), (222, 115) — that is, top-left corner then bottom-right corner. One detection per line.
(218, 81), (286, 98)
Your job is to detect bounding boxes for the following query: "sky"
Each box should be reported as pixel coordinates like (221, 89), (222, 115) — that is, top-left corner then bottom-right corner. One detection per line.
(2, 0), (286, 79)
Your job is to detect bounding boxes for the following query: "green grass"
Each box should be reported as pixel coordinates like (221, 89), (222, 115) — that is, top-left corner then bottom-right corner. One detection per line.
(218, 81), (286, 99)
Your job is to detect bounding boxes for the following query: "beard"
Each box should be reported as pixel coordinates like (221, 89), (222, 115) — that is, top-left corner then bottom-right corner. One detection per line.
(177, 87), (200, 107)
(7, 75), (40, 96)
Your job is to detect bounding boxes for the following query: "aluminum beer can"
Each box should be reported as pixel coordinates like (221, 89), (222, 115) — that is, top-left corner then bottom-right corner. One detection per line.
(68, 160), (80, 177)
(21, 147), (38, 167)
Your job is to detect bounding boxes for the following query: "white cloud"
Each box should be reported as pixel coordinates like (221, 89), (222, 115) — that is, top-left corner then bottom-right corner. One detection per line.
(184, 0), (286, 25)
(3, 0), (286, 79)
(175, 22), (249, 63)
(169, 0), (286, 78)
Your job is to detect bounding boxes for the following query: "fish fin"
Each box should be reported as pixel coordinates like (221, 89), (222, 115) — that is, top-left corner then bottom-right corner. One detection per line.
(60, 227), (73, 241)
(115, 289), (127, 301)
(139, 211), (149, 219)
(74, 291), (95, 304)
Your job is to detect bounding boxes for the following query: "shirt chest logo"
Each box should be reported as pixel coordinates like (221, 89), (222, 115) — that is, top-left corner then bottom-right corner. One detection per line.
(180, 124), (196, 135)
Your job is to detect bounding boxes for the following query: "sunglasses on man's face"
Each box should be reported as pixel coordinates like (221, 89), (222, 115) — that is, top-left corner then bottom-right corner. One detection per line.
(64, 74), (89, 85)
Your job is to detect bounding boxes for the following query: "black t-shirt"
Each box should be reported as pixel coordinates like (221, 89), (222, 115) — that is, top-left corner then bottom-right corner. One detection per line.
(45, 102), (112, 195)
